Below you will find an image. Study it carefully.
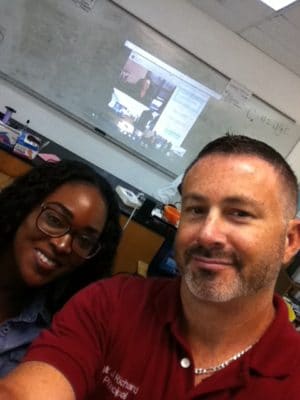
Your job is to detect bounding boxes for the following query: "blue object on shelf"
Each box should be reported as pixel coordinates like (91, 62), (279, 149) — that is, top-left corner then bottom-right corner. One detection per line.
(2, 106), (16, 125)
(0, 122), (20, 149)
(13, 130), (41, 160)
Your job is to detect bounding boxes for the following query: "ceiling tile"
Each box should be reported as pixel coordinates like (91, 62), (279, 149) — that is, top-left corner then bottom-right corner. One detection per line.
(190, 0), (274, 32)
(283, 3), (300, 28)
(242, 25), (300, 76)
(257, 14), (300, 53)
(189, 0), (300, 77)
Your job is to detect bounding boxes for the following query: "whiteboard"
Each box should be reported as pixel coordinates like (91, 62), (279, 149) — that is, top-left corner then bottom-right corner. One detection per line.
(0, 0), (299, 177)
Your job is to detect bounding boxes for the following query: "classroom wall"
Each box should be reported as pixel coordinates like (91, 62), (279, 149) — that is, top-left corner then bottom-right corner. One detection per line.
(1, 0), (300, 192)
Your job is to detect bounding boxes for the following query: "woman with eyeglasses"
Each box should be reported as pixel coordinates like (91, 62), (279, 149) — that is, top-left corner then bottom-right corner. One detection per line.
(0, 159), (122, 376)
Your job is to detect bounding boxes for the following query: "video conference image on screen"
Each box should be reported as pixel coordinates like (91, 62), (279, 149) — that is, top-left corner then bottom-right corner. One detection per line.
(104, 40), (221, 175)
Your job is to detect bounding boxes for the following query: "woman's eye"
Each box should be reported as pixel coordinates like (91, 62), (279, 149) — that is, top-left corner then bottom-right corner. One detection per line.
(76, 235), (97, 250)
(45, 212), (64, 227)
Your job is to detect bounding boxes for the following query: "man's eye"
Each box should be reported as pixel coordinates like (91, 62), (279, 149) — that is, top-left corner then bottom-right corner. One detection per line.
(230, 210), (252, 218)
(183, 206), (205, 215)
(192, 207), (205, 214)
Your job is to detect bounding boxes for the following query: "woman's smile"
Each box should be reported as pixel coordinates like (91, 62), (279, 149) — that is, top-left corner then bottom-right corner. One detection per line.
(35, 249), (60, 273)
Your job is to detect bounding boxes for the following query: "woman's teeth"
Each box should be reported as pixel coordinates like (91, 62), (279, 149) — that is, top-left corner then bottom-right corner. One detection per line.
(36, 250), (56, 267)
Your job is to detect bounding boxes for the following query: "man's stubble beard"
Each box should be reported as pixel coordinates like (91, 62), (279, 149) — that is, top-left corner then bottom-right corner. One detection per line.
(178, 242), (285, 303)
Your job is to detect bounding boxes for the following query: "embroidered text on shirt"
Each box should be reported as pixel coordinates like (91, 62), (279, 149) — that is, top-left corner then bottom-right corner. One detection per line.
(102, 365), (139, 399)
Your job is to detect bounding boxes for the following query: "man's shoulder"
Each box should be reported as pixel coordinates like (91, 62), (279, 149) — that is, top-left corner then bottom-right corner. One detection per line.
(78, 275), (180, 306)
(97, 274), (179, 300)
(253, 295), (300, 379)
(70, 275), (181, 327)
(91, 274), (177, 289)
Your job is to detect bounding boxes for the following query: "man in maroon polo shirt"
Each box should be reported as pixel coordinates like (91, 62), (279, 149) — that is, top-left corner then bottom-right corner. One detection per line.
(0, 134), (300, 399)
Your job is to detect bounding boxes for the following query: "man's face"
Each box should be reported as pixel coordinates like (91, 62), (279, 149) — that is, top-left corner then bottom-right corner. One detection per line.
(175, 154), (297, 303)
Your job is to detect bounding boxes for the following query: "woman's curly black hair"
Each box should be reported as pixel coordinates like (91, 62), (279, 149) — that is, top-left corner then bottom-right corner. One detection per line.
(0, 160), (122, 314)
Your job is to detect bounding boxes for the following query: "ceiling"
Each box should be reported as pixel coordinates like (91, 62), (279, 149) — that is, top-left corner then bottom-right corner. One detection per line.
(190, 0), (300, 78)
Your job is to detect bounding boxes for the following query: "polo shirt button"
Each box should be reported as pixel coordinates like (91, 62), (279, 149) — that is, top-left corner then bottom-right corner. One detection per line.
(180, 357), (191, 369)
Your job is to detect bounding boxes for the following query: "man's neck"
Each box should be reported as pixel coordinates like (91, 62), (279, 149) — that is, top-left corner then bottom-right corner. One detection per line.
(179, 282), (276, 369)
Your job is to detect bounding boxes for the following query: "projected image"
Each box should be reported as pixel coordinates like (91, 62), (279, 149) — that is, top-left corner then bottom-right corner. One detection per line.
(106, 41), (220, 161)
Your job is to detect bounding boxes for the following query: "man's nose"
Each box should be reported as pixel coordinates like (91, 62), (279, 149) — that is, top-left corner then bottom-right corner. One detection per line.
(196, 212), (226, 248)
(50, 233), (73, 254)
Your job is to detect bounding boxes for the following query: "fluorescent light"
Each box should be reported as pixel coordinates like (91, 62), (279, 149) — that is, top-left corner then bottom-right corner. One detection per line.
(259, 0), (297, 10)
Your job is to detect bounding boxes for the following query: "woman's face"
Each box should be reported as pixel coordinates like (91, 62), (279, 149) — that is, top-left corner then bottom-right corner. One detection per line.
(13, 182), (107, 287)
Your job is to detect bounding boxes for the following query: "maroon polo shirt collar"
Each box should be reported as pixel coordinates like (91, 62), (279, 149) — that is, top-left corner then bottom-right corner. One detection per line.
(154, 280), (298, 381)
(247, 294), (299, 378)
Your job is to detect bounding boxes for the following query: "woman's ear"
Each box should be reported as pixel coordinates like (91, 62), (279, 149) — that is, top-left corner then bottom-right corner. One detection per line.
(283, 219), (300, 266)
